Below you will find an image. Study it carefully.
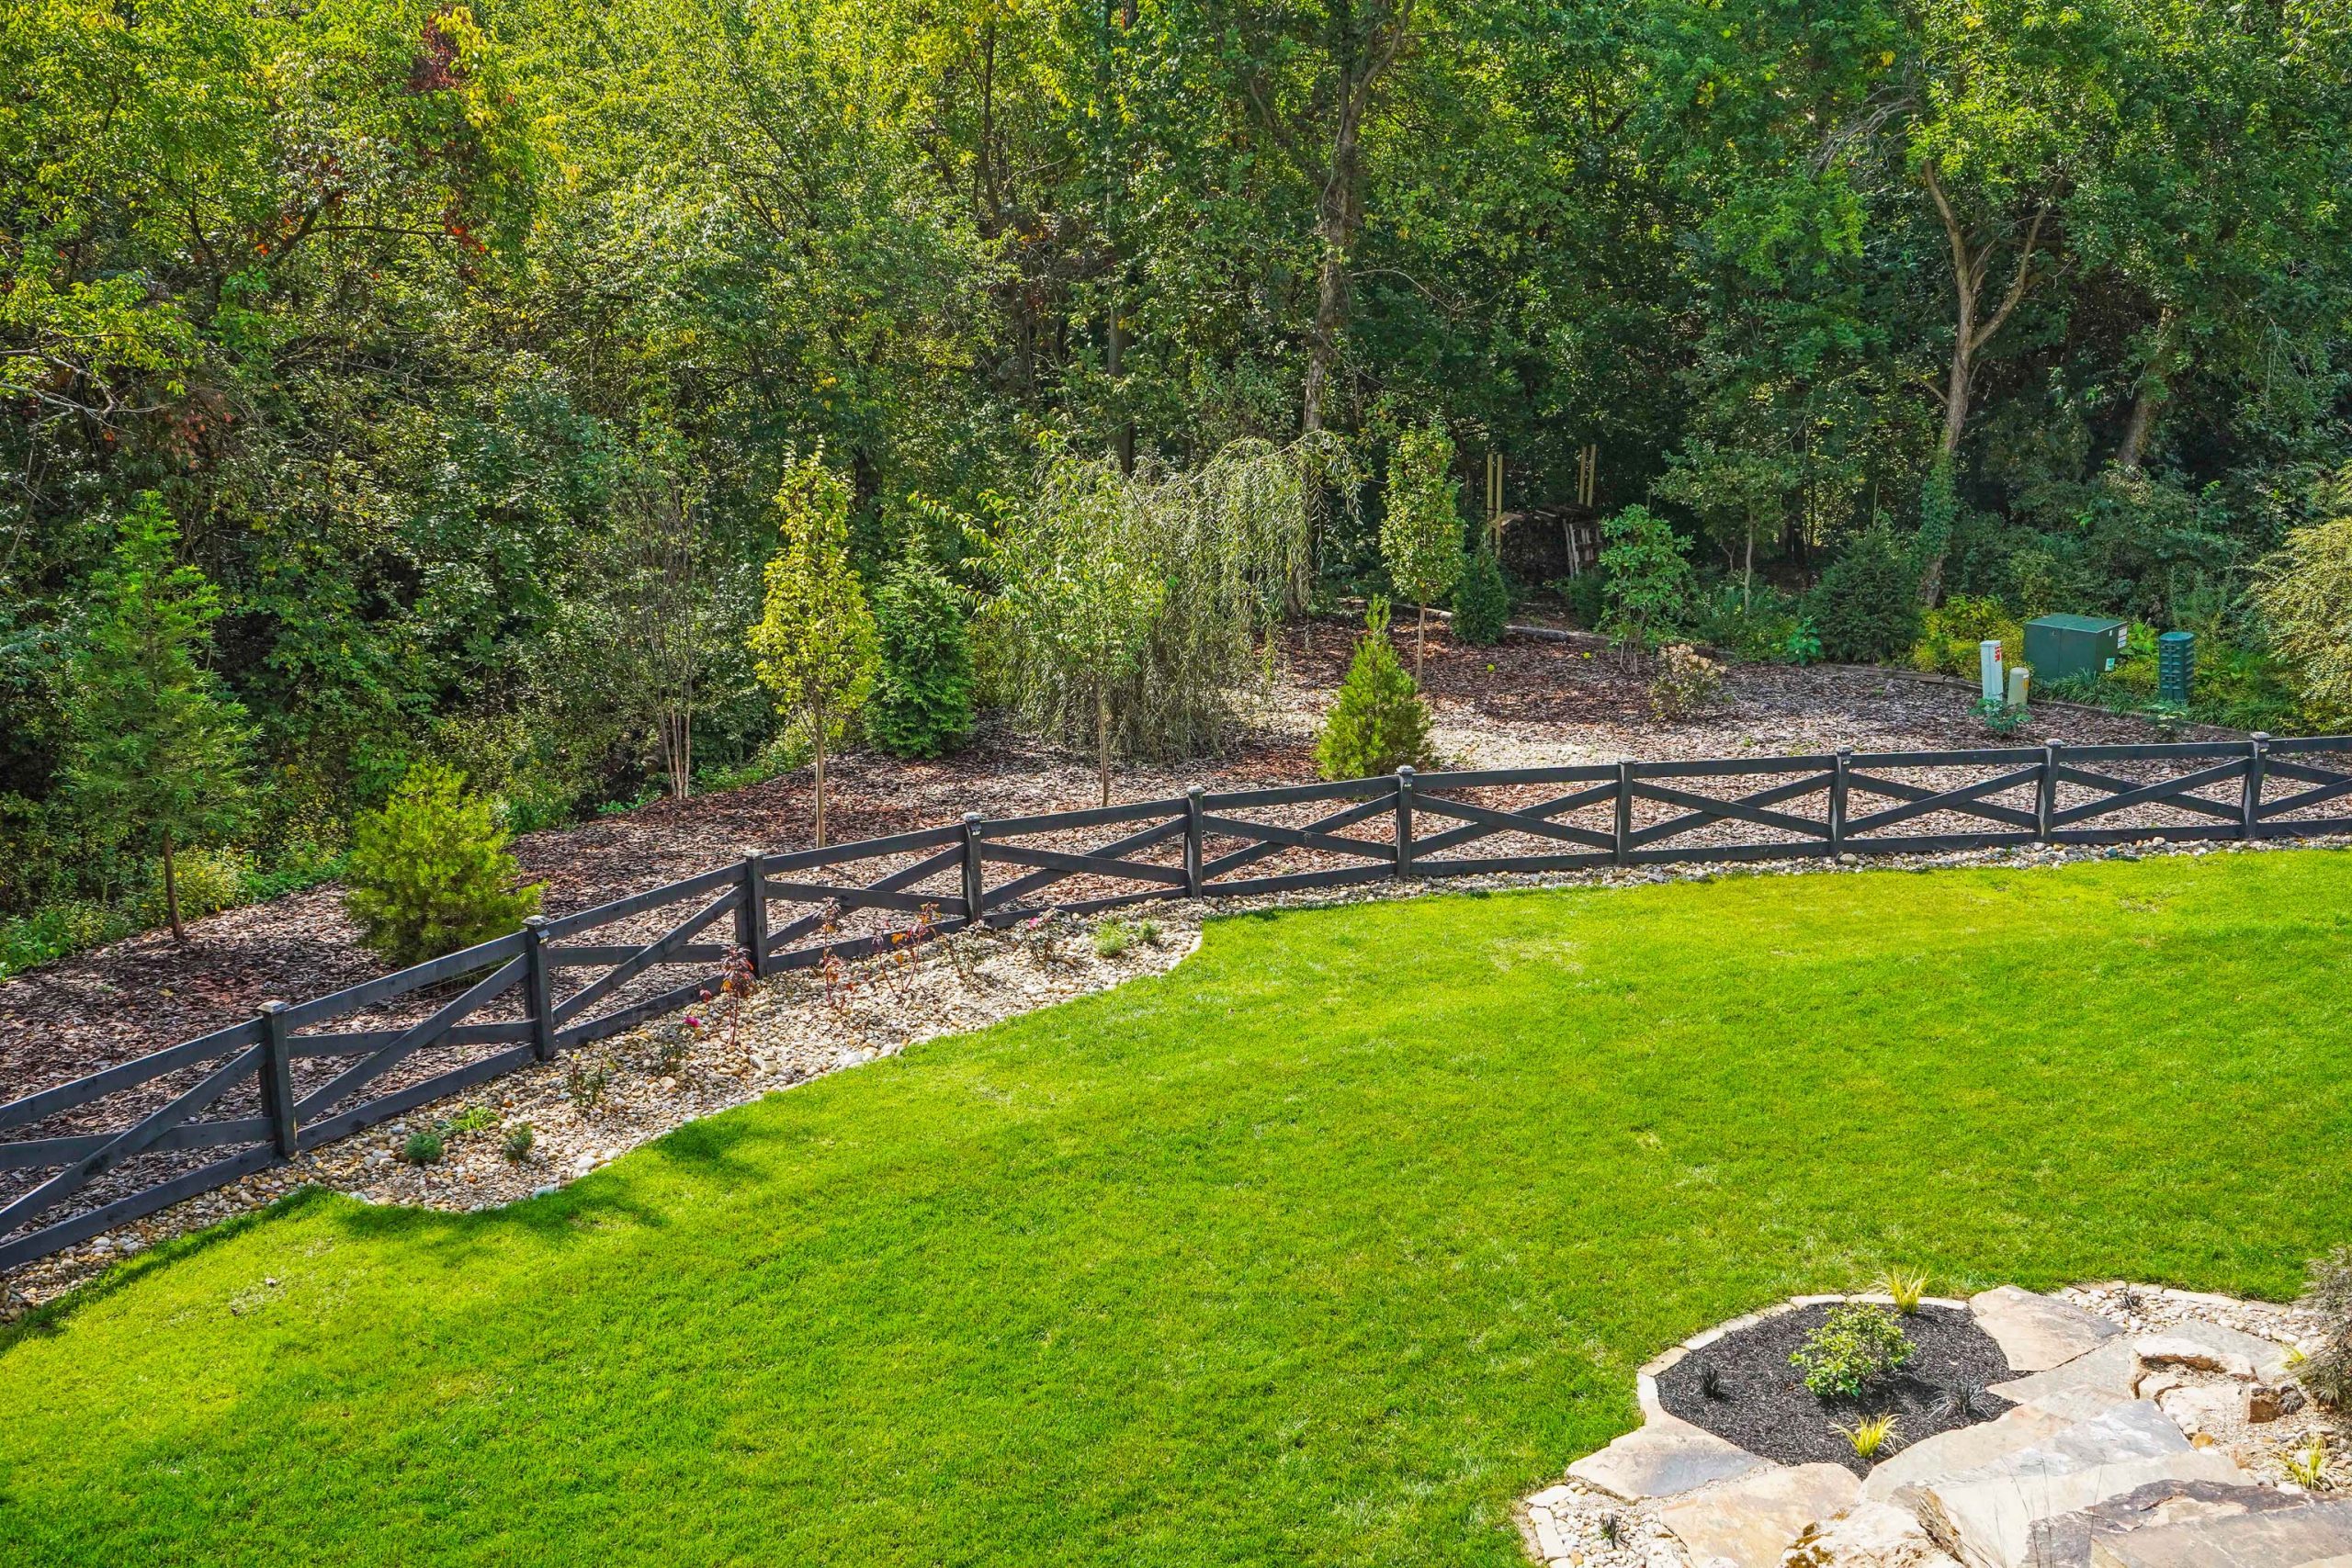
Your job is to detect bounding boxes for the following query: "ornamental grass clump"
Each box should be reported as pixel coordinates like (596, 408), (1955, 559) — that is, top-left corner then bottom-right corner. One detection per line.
(2301, 1244), (2352, 1410)
(1314, 600), (1434, 781)
(1792, 1303), (1914, 1399)
(343, 763), (542, 967)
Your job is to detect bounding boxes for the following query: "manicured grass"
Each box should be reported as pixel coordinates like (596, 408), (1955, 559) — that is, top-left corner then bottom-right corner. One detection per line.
(4, 851), (2350, 1565)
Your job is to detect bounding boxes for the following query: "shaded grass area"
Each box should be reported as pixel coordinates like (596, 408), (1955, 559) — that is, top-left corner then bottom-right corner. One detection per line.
(4, 851), (2349, 1565)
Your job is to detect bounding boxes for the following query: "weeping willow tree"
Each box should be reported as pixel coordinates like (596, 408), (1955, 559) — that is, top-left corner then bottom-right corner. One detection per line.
(986, 434), (1358, 774)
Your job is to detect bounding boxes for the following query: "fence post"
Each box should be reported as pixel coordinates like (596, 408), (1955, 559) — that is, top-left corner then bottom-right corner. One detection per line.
(522, 916), (557, 1062)
(2243, 733), (2269, 840)
(738, 853), (771, 977)
(255, 1000), (298, 1156)
(1828, 747), (1852, 858)
(1614, 760), (1634, 867)
(1395, 767), (1416, 878)
(1184, 787), (1204, 897)
(2037, 742), (2060, 841)
(961, 812), (986, 928)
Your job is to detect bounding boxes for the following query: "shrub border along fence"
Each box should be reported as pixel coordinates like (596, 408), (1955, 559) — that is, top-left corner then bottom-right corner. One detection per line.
(6, 732), (2351, 1272)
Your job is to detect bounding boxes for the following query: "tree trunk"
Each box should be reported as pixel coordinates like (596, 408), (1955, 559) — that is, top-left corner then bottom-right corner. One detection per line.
(1742, 525), (1755, 611)
(162, 828), (184, 941)
(811, 697), (829, 848)
(1920, 162), (2049, 603)
(1096, 683), (1112, 807)
(1415, 603), (1428, 678)
(1297, 1), (1413, 435)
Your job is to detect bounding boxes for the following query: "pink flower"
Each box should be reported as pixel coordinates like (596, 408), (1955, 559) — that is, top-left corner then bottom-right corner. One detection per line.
(684, 1015), (703, 1030)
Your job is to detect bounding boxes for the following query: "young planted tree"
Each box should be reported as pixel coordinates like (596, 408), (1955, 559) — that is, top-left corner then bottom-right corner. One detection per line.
(867, 542), (976, 759)
(344, 763), (544, 966)
(1595, 505), (1697, 652)
(748, 449), (879, 845)
(991, 457), (1165, 805)
(62, 494), (254, 940)
(1314, 599), (1433, 780)
(1381, 421), (1465, 675)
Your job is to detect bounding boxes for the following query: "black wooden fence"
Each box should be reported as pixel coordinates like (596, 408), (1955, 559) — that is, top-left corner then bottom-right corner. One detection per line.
(6, 733), (2350, 1273)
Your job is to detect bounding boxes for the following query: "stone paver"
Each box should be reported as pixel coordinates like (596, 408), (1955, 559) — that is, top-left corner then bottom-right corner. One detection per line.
(1859, 1388), (2129, 1504)
(2143, 1318), (2296, 1384)
(1565, 1411), (1770, 1502)
(1970, 1286), (2123, 1373)
(1908, 1450), (2246, 1568)
(2086, 1500), (2352, 1567)
(1657, 1461), (1859, 1568)
(2129, 1332), (2255, 1386)
(1987, 1338), (2139, 1404)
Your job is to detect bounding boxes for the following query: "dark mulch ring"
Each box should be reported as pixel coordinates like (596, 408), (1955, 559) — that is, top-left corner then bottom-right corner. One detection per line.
(1656, 1302), (2017, 1476)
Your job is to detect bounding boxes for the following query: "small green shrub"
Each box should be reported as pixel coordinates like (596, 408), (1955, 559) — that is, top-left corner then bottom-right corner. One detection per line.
(1092, 917), (1162, 958)
(1973, 697), (2030, 736)
(1837, 1413), (1900, 1459)
(439, 1104), (497, 1137)
(867, 547), (976, 759)
(1315, 600), (1435, 782)
(1791, 1303), (1913, 1399)
(503, 1123), (535, 1162)
(1882, 1270), (1928, 1315)
(130, 844), (252, 928)
(1696, 582), (1806, 663)
(1811, 528), (1922, 663)
(1554, 567), (1610, 630)
(1909, 595), (2024, 680)
(1450, 547), (1510, 647)
(402, 1132), (444, 1166)
(343, 763), (544, 968)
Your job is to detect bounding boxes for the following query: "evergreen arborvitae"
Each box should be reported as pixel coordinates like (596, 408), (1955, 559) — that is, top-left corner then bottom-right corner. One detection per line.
(1451, 545), (1510, 646)
(344, 763), (543, 967)
(1811, 526), (1924, 663)
(867, 547), (976, 758)
(62, 492), (254, 940)
(1314, 600), (1435, 781)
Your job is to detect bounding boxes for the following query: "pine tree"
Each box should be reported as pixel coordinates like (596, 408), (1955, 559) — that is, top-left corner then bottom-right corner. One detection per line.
(748, 447), (879, 844)
(1451, 544), (1510, 646)
(1380, 421), (1466, 674)
(343, 763), (544, 966)
(867, 544), (976, 759)
(62, 493), (253, 940)
(1315, 600), (1435, 781)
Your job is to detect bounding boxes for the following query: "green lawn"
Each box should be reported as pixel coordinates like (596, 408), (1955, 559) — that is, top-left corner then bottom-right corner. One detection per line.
(4, 852), (2350, 1565)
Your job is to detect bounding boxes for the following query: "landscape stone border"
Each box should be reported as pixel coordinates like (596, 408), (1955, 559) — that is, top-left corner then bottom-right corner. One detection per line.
(1523, 1284), (2340, 1568)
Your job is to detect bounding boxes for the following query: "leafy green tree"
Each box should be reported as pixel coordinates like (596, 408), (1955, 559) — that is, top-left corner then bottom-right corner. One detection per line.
(748, 449), (879, 845)
(867, 544), (975, 759)
(1381, 422), (1466, 674)
(2251, 514), (2352, 723)
(1596, 505), (1696, 651)
(1451, 545), (1510, 647)
(62, 494), (254, 940)
(344, 763), (544, 966)
(1315, 600), (1434, 781)
(990, 453), (1166, 806)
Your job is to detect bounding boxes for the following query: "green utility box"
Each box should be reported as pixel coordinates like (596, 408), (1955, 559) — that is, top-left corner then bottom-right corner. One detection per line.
(2024, 614), (2129, 684)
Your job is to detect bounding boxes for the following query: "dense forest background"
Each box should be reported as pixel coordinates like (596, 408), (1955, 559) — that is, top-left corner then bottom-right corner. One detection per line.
(6, 0), (2351, 958)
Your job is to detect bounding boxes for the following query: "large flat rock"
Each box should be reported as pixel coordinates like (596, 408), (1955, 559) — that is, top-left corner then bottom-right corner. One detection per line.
(1859, 1387), (2131, 1504)
(1908, 1450), (2246, 1568)
(1658, 1461), (1859, 1568)
(1565, 1411), (1768, 1502)
(1988, 1339), (2140, 1404)
(2029, 1477), (2327, 1566)
(1970, 1287), (2122, 1374)
(2141, 1317), (2297, 1385)
(2087, 1500), (2352, 1567)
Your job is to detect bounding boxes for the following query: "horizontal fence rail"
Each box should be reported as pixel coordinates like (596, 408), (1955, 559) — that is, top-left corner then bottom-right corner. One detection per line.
(6, 733), (2349, 1272)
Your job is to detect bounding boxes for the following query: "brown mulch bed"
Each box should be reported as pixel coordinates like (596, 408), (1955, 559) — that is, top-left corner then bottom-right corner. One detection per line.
(0, 625), (2224, 1109)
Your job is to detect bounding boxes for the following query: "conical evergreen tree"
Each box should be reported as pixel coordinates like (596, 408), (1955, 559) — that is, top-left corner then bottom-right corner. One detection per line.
(1314, 600), (1435, 781)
